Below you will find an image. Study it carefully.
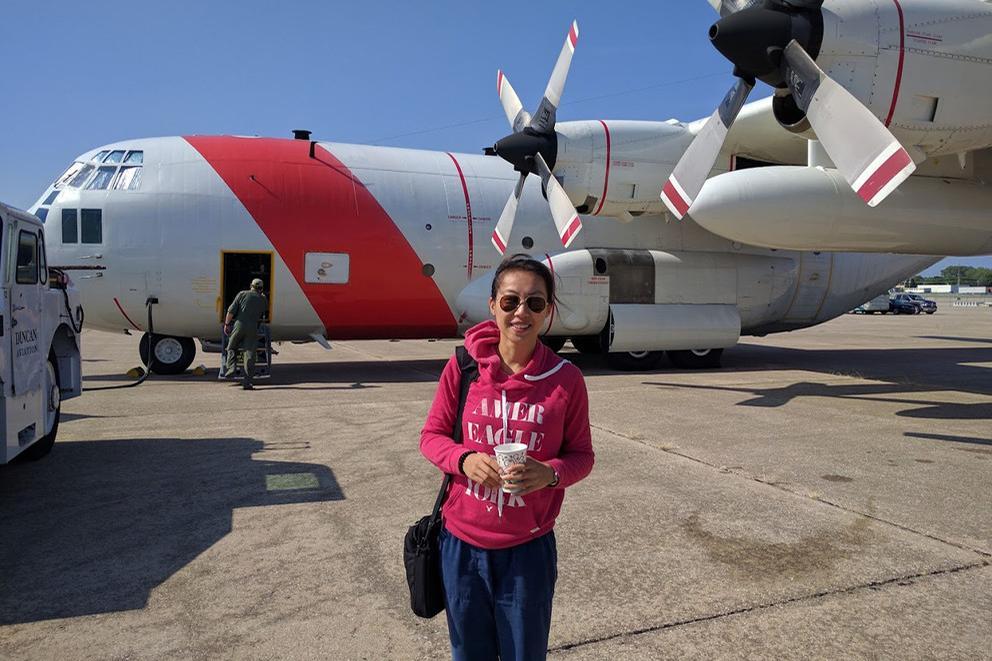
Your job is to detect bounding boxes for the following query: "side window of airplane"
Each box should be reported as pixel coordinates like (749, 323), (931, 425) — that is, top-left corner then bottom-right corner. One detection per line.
(15, 231), (39, 285)
(81, 209), (102, 244)
(62, 209), (78, 244)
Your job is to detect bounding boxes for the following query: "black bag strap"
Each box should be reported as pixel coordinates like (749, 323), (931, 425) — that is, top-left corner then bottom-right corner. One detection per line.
(428, 346), (478, 519)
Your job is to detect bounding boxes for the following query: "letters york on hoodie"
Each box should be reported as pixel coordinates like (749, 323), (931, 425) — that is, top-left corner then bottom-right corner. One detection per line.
(463, 396), (547, 510)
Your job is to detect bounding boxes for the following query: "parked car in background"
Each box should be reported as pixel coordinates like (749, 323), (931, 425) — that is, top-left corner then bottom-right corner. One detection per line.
(904, 293), (938, 314)
(890, 293), (937, 314)
(852, 294), (892, 314)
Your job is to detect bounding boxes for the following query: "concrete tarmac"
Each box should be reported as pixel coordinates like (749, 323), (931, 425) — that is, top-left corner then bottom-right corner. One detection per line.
(0, 307), (989, 660)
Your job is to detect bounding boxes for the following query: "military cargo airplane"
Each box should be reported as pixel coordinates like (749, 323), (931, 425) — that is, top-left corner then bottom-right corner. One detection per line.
(28, 6), (952, 375)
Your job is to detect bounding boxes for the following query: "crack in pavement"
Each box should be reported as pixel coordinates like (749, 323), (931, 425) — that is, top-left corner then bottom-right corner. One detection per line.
(549, 561), (990, 654)
(590, 422), (991, 559)
(551, 561), (989, 653)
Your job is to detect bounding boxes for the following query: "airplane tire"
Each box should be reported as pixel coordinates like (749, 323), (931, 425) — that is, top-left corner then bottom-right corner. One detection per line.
(571, 336), (604, 355)
(667, 348), (724, 370)
(540, 336), (567, 353)
(606, 350), (664, 371)
(20, 358), (60, 462)
(140, 333), (196, 375)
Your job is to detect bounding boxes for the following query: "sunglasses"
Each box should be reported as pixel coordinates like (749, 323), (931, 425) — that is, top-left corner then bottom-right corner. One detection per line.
(498, 294), (549, 313)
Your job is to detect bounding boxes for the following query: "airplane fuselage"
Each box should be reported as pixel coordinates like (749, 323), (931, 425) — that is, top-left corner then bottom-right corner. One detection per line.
(33, 134), (937, 352)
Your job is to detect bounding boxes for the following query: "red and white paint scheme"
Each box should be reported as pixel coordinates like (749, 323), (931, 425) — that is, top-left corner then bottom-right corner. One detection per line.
(30, 126), (937, 374)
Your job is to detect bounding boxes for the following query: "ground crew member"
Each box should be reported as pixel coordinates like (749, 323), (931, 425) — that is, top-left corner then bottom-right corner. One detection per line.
(224, 278), (268, 390)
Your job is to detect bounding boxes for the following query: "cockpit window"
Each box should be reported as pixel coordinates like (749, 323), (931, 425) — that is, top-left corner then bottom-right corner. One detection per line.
(55, 162), (85, 188)
(113, 166), (142, 190)
(104, 150), (126, 164)
(67, 164), (96, 188)
(86, 166), (118, 190)
(93, 150), (110, 163)
(124, 150), (143, 164)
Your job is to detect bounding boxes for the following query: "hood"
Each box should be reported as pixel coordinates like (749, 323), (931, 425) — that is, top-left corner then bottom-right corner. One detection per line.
(463, 321), (568, 388)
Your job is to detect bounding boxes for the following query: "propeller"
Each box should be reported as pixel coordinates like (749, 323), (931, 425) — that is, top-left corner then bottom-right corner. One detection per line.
(662, 0), (915, 220)
(485, 20), (582, 254)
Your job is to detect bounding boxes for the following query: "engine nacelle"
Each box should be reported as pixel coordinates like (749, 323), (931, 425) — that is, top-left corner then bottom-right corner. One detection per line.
(552, 120), (693, 219)
(688, 165), (992, 255)
(455, 248), (795, 352)
(814, 0), (992, 156)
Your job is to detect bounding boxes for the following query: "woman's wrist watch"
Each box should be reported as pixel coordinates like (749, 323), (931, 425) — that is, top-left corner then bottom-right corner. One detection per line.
(547, 468), (560, 488)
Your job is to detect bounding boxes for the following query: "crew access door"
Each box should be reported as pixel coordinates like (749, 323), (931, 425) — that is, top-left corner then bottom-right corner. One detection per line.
(221, 252), (272, 323)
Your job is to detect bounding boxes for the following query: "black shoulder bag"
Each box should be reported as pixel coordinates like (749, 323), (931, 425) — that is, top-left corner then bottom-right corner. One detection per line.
(404, 346), (478, 618)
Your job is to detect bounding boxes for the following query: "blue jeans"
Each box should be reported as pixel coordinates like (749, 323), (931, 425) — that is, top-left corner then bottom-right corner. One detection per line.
(440, 528), (557, 661)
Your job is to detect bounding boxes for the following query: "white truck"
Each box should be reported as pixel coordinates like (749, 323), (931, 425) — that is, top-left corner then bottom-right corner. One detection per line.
(852, 293), (892, 314)
(0, 202), (82, 463)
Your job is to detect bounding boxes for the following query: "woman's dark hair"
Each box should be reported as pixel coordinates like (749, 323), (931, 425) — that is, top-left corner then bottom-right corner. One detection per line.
(490, 254), (557, 303)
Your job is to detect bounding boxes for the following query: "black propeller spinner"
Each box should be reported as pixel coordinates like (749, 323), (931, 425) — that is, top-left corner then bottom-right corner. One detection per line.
(485, 128), (558, 176)
(709, 0), (824, 88)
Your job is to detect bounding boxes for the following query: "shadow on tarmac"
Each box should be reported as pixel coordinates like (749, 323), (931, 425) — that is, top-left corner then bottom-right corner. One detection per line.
(78, 344), (992, 400)
(638, 344), (992, 421)
(0, 437), (343, 625)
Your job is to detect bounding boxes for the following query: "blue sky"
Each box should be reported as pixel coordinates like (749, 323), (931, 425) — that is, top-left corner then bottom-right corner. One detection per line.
(1, 0), (986, 276)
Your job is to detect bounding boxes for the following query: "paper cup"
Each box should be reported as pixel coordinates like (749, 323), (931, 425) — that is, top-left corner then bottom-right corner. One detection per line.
(494, 442), (528, 493)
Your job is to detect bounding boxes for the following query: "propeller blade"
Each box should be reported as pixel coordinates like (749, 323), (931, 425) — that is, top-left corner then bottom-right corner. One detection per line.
(783, 40), (915, 207)
(529, 20), (579, 135)
(497, 70), (530, 133)
(535, 152), (582, 248)
(491, 173), (528, 255)
(707, 0), (764, 17)
(662, 76), (753, 220)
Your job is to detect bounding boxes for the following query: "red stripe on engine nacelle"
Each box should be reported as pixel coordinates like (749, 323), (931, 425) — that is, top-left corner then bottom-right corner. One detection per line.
(184, 136), (456, 339)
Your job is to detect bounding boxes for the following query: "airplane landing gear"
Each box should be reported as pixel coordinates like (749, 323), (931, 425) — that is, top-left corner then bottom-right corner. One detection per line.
(667, 348), (723, 369)
(607, 350), (664, 371)
(140, 333), (196, 375)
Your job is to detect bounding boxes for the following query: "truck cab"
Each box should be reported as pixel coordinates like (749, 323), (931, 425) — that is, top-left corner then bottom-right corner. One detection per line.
(0, 202), (82, 463)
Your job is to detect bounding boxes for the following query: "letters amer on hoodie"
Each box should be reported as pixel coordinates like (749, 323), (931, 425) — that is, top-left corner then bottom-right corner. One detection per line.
(420, 320), (595, 550)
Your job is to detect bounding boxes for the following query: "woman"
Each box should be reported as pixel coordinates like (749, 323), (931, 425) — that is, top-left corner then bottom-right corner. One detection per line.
(420, 255), (595, 661)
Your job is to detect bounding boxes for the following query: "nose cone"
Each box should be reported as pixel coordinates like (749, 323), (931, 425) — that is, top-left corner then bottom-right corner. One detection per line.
(710, 8), (793, 79)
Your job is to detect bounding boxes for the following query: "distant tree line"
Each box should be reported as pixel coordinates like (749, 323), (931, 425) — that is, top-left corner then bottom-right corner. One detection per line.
(908, 266), (992, 288)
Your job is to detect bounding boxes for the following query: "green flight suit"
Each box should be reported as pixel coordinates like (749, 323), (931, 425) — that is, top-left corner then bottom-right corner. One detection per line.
(225, 289), (268, 383)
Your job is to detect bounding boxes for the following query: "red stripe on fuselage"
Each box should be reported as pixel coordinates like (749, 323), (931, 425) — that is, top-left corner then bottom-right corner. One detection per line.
(885, 0), (906, 127)
(113, 297), (142, 331)
(184, 136), (456, 339)
(446, 152), (474, 279)
(593, 120), (611, 216)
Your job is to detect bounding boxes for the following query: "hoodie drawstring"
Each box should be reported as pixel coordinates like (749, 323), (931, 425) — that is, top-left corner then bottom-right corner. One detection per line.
(498, 389), (507, 518)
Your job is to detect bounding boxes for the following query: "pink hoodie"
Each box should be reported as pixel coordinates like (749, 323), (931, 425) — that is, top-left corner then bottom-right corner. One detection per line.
(420, 320), (595, 550)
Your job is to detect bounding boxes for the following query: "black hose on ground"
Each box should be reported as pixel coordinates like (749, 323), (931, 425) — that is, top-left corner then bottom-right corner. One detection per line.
(83, 297), (158, 392)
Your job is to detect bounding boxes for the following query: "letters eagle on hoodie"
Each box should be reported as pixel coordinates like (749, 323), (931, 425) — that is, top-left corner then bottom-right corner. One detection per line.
(421, 320), (595, 550)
